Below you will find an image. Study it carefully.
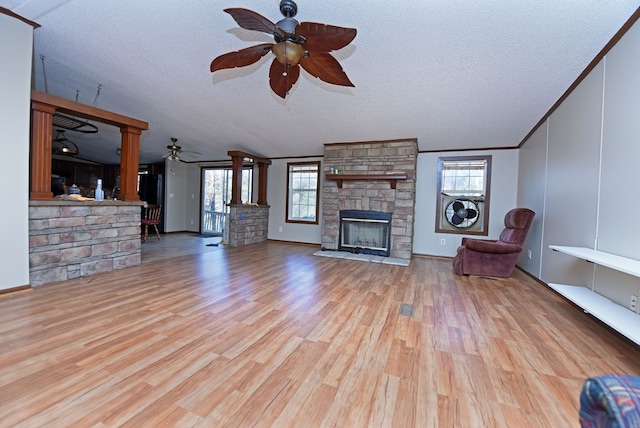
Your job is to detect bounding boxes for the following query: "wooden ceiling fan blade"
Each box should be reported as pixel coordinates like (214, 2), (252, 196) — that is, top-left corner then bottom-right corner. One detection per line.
(269, 59), (300, 98)
(224, 8), (285, 38)
(300, 53), (354, 87)
(296, 22), (356, 52)
(180, 149), (202, 156)
(210, 43), (274, 72)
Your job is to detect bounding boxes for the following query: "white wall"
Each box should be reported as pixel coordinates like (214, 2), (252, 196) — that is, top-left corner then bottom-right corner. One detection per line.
(413, 149), (520, 257)
(164, 161), (218, 233)
(542, 61), (603, 286)
(184, 162), (201, 232)
(267, 157), (323, 244)
(263, 151), (519, 256)
(164, 160), (188, 232)
(596, 20), (640, 306)
(516, 122), (548, 278)
(172, 158), (326, 240)
(518, 17), (640, 308)
(0, 13), (33, 290)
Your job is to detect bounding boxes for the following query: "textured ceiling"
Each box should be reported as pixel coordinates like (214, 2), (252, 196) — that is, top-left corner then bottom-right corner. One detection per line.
(3, 0), (639, 164)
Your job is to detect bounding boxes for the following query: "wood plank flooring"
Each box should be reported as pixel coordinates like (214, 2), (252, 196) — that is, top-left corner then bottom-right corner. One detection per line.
(1, 235), (638, 427)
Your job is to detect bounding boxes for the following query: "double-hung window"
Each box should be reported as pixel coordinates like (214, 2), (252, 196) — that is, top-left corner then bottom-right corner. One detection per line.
(436, 155), (491, 235)
(286, 161), (320, 224)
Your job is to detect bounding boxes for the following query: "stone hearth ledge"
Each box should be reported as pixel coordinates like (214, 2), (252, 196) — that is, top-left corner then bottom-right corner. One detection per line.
(313, 250), (411, 266)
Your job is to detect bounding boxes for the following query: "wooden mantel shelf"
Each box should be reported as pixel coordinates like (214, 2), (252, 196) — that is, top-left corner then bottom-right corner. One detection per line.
(325, 173), (408, 189)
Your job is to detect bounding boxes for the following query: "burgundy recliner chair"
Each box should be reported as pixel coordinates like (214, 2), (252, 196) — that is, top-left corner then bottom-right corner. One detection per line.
(453, 208), (535, 278)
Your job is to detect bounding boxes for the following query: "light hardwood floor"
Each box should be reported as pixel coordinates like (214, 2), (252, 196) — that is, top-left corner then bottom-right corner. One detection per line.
(1, 234), (638, 427)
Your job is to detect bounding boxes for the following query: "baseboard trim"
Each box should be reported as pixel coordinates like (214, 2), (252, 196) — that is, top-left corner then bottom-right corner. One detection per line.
(267, 239), (321, 248)
(0, 285), (31, 296)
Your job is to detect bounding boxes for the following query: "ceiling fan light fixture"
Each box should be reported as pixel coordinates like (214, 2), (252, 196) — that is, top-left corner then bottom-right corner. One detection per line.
(272, 41), (305, 66)
(210, 2), (356, 98)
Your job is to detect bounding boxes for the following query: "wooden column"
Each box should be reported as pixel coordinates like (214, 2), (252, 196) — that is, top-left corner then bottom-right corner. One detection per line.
(230, 153), (244, 205)
(228, 150), (272, 206)
(257, 161), (269, 205)
(29, 91), (149, 202)
(30, 101), (56, 200)
(118, 126), (142, 202)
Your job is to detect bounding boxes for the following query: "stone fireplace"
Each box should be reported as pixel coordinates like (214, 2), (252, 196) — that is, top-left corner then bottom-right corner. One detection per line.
(322, 139), (418, 260)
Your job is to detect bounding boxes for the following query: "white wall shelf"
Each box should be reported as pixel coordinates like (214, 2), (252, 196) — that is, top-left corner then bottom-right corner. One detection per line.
(550, 245), (640, 278)
(548, 283), (640, 345)
(548, 245), (640, 346)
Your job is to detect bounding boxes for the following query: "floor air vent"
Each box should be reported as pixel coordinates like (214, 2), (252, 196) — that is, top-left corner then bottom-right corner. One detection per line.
(399, 303), (415, 317)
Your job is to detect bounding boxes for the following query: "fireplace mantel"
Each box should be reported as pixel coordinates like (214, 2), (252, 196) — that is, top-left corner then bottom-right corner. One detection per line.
(325, 173), (408, 189)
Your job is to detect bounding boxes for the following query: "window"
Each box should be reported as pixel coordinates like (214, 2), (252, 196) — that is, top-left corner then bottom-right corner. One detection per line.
(435, 155), (491, 235)
(287, 161), (320, 224)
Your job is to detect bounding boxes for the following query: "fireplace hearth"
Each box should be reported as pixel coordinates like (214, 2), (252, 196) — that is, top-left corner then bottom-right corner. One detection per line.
(339, 210), (392, 257)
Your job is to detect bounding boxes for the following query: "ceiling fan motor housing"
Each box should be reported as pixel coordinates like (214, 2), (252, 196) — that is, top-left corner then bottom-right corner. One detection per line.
(277, 0), (299, 35)
(279, 0), (297, 18)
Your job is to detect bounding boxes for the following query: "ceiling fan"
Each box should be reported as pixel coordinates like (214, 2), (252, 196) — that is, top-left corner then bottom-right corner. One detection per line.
(163, 138), (201, 161)
(210, 0), (357, 98)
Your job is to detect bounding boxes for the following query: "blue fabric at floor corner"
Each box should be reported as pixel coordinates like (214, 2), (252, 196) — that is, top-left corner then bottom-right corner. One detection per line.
(579, 374), (640, 428)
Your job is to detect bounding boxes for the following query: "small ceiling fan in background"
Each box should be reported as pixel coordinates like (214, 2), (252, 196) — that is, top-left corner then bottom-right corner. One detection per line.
(163, 138), (201, 161)
(210, 0), (357, 98)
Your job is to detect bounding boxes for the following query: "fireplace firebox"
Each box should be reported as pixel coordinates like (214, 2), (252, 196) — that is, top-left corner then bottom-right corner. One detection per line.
(339, 210), (392, 257)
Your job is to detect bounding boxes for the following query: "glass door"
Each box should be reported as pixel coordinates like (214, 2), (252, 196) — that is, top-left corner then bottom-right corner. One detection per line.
(201, 168), (230, 235)
(201, 167), (253, 235)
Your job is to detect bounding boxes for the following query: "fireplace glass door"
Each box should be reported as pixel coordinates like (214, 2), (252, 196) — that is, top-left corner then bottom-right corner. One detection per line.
(339, 210), (392, 257)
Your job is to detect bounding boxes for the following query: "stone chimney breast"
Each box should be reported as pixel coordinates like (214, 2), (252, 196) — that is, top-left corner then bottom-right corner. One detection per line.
(321, 139), (418, 260)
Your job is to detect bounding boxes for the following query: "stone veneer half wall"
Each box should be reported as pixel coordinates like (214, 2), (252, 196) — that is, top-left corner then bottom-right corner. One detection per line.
(322, 139), (418, 260)
(227, 204), (270, 247)
(29, 200), (143, 286)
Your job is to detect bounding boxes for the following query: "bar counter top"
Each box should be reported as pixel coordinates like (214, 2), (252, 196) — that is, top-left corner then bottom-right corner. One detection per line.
(30, 199), (145, 207)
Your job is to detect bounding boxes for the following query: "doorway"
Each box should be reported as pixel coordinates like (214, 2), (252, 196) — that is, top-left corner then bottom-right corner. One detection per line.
(201, 167), (252, 235)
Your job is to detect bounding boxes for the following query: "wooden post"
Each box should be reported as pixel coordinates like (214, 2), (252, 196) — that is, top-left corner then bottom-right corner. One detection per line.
(230, 153), (243, 205)
(29, 91), (149, 202)
(228, 150), (272, 206)
(30, 101), (56, 200)
(118, 126), (142, 202)
(257, 161), (268, 205)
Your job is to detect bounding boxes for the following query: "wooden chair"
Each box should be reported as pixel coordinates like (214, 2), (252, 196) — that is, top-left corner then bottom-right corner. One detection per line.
(141, 204), (162, 242)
